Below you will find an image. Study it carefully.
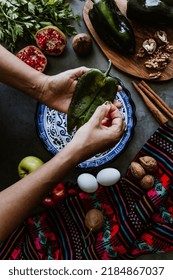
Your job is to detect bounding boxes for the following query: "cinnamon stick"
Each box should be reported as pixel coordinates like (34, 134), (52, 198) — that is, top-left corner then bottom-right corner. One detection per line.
(139, 80), (173, 122)
(132, 81), (168, 125)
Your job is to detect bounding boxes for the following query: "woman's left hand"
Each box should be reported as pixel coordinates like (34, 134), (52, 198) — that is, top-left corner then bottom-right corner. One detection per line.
(38, 67), (89, 112)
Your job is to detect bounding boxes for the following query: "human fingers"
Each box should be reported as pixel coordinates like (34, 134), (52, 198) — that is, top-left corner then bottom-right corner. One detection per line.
(117, 85), (122, 91)
(88, 101), (112, 126)
(70, 66), (90, 80)
(113, 99), (122, 108)
(89, 102), (125, 138)
(101, 102), (122, 122)
(110, 106), (126, 135)
(66, 66), (90, 92)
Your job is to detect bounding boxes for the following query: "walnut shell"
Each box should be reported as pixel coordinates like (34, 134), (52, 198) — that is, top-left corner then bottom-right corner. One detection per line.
(143, 38), (157, 54)
(140, 175), (155, 190)
(154, 30), (168, 45)
(130, 162), (146, 179)
(139, 156), (157, 172)
(85, 209), (104, 232)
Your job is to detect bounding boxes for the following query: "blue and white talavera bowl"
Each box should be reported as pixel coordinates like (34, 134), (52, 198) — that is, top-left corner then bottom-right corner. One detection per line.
(35, 78), (136, 168)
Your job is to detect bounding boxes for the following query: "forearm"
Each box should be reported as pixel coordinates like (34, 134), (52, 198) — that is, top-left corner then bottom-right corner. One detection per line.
(0, 45), (46, 100)
(0, 141), (81, 243)
(0, 102), (125, 242)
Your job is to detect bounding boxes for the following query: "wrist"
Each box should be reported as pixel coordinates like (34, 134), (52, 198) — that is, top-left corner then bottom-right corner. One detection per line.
(24, 71), (48, 101)
(60, 139), (85, 166)
(0, 45), (47, 99)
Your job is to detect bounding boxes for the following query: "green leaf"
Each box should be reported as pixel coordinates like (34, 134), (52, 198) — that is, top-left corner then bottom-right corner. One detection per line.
(15, 23), (23, 36)
(0, 29), (4, 41)
(24, 22), (34, 28)
(39, 21), (53, 26)
(28, 2), (35, 15)
(0, 0), (80, 51)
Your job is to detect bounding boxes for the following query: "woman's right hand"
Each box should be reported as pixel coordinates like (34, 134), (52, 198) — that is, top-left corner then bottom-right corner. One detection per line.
(68, 102), (126, 163)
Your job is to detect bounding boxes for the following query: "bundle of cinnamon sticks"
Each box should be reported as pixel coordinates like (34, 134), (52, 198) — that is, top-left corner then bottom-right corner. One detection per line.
(132, 80), (173, 125)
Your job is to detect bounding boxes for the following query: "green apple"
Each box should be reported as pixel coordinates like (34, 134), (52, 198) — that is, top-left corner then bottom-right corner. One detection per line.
(18, 156), (44, 178)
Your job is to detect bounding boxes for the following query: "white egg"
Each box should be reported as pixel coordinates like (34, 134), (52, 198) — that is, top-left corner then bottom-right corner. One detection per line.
(77, 173), (99, 193)
(96, 168), (121, 186)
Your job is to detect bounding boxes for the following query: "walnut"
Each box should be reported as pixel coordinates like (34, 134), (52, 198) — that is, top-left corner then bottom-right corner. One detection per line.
(136, 47), (146, 58)
(143, 38), (157, 54)
(137, 30), (173, 80)
(144, 55), (169, 70)
(153, 50), (170, 62)
(154, 30), (168, 45)
(165, 44), (173, 53)
(148, 72), (162, 79)
(144, 59), (160, 69)
(139, 156), (158, 172)
(130, 162), (146, 179)
(140, 175), (155, 190)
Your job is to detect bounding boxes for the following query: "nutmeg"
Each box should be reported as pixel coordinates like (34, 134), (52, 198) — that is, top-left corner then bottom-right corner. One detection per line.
(140, 175), (155, 190)
(139, 156), (157, 172)
(130, 162), (146, 179)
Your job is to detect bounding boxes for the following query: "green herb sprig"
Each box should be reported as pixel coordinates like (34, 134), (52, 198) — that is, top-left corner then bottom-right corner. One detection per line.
(0, 0), (80, 51)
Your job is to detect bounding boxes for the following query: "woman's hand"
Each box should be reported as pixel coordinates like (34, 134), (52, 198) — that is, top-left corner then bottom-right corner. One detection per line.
(0, 45), (122, 113)
(68, 102), (126, 163)
(37, 68), (122, 113)
(38, 67), (89, 112)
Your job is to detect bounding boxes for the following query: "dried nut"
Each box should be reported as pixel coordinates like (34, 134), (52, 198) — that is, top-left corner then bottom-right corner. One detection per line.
(143, 38), (157, 54)
(140, 175), (155, 190)
(148, 72), (162, 80)
(136, 47), (146, 58)
(139, 156), (158, 172)
(154, 30), (168, 45)
(130, 162), (146, 179)
(152, 50), (170, 62)
(144, 58), (168, 70)
(137, 30), (173, 80)
(165, 44), (173, 53)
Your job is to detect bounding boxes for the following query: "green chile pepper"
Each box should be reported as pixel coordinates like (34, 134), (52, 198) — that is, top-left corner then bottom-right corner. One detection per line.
(67, 60), (119, 134)
(89, 0), (136, 54)
(127, 0), (173, 26)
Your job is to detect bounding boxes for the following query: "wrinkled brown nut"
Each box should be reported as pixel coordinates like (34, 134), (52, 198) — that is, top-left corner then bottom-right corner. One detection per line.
(137, 30), (173, 80)
(139, 156), (158, 172)
(140, 175), (155, 190)
(130, 162), (146, 179)
(148, 72), (162, 79)
(165, 44), (173, 53)
(143, 38), (157, 54)
(154, 30), (168, 45)
(144, 56), (169, 70)
(136, 47), (146, 58)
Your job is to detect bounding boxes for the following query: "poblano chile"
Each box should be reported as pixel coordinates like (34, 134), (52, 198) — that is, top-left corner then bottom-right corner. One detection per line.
(127, 0), (173, 26)
(89, 0), (136, 55)
(67, 60), (119, 134)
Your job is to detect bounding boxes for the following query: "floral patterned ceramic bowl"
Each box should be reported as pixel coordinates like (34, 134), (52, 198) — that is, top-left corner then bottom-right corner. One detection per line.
(35, 79), (136, 168)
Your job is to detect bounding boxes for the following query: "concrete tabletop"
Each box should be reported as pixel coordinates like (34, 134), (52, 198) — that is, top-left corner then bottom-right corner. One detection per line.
(0, 0), (173, 259)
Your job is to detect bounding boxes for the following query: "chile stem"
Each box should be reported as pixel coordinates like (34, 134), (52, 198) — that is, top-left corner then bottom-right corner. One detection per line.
(105, 59), (112, 77)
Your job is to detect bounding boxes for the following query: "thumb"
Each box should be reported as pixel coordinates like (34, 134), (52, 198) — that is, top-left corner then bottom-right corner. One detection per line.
(90, 101), (111, 124)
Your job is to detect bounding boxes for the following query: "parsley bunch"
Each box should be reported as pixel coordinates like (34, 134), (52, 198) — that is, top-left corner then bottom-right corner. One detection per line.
(0, 0), (80, 51)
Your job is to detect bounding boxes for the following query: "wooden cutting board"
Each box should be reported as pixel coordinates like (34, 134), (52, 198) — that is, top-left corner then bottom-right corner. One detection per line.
(83, 0), (173, 81)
